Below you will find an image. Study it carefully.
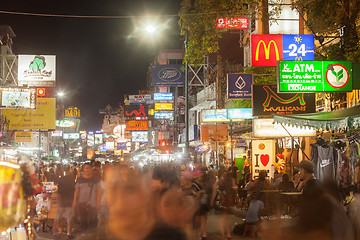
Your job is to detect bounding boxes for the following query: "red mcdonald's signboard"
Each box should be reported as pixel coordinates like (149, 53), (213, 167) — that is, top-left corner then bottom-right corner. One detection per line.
(251, 34), (283, 66)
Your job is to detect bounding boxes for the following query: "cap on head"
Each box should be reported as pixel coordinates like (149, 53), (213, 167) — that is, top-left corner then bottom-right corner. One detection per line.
(297, 160), (314, 174)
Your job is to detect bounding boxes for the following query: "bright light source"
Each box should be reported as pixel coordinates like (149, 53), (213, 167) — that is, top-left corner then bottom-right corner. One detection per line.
(57, 91), (65, 97)
(145, 24), (156, 33)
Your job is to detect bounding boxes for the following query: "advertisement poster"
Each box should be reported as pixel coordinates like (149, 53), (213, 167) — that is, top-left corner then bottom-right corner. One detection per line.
(151, 64), (185, 86)
(201, 124), (228, 142)
(2, 98), (56, 130)
(227, 73), (253, 99)
(278, 61), (353, 92)
(201, 109), (228, 122)
(252, 84), (315, 116)
(18, 55), (56, 87)
(131, 131), (148, 142)
(251, 139), (276, 178)
(128, 95), (151, 105)
(0, 88), (37, 109)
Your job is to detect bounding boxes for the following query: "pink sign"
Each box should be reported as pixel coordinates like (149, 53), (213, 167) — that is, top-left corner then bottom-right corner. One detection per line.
(216, 17), (249, 29)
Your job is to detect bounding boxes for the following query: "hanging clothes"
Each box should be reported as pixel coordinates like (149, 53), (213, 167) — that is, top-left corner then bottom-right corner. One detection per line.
(311, 139), (337, 182)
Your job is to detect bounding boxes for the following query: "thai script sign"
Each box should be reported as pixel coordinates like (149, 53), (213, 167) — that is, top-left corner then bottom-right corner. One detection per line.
(126, 120), (149, 131)
(63, 133), (80, 140)
(277, 61), (353, 92)
(251, 34), (314, 66)
(151, 65), (185, 86)
(154, 112), (173, 119)
(155, 103), (173, 111)
(252, 84), (315, 116)
(216, 17), (248, 29)
(154, 93), (173, 101)
(18, 55), (56, 87)
(2, 98), (56, 130)
(15, 132), (32, 142)
(227, 73), (253, 99)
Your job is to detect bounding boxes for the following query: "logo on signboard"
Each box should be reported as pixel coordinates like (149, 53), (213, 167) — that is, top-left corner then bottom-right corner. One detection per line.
(263, 86), (306, 107)
(326, 64), (350, 89)
(235, 76), (246, 90)
(283, 35), (314, 61)
(23, 56), (52, 78)
(252, 35), (283, 66)
(65, 107), (80, 118)
(159, 67), (182, 82)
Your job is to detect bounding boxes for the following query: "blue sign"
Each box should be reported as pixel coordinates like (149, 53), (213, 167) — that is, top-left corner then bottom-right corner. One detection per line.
(283, 34), (314, 61)
(151, 65), (185, 86)
(227, 73), (253, 99)
(227, 108), (253, 119)
(154, 112), (174, 119)
(154, 93), (174, 101)
(117, 142), (127, 150)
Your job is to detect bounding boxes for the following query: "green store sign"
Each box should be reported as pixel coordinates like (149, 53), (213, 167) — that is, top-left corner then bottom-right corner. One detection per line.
(277, 61), (352, 92)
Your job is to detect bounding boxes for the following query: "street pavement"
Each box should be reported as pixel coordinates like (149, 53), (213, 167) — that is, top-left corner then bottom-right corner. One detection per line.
(35, 209), (296, 240)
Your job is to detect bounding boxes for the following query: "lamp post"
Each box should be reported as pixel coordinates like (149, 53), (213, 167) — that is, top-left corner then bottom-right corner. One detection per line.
(184, 31), (189, 158)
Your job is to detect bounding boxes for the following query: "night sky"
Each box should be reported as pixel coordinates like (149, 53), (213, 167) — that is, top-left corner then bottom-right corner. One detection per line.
(0, 0), (182, 131)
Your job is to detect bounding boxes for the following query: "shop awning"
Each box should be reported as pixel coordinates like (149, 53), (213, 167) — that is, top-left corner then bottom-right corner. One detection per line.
(273, 105), (360, 130)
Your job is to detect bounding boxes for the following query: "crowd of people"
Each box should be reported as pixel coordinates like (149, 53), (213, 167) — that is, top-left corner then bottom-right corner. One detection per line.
(31, 157), (360, 240)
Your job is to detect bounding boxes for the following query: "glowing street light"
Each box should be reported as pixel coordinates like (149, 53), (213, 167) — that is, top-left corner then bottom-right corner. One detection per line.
(145, 24), (156, 33)
(57, 91), (65, 97)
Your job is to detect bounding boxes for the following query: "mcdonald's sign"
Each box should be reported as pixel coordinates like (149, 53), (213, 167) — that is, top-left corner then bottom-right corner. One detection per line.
(251, 34), (283, 66)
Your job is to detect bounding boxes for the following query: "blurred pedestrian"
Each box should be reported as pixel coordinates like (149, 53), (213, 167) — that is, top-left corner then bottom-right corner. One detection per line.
(72, 163), (101, 236)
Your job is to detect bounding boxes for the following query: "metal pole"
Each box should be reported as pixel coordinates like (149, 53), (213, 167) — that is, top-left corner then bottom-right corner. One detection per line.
(230, 120), (233, 165)
(38, 130), (41, 161)
(185, 31), (189, 156)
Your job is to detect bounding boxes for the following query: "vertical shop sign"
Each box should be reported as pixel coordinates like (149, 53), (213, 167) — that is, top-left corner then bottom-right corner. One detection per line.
(251, 139), (276, 178)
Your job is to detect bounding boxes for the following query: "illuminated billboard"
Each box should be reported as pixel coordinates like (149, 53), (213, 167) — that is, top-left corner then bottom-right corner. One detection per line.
(201, 109), (228, 122)
(0, 88), (36, 109)
(154, 93), (173, 101)
(216, 17), (248, 29)
(154, 112), (173, 119)
(63, 133), (80, 140)
(155, 103), (173, 111)
(126, 120), (148, 131)
(18, 55), (56, 87)
(131, 131), (148, 142)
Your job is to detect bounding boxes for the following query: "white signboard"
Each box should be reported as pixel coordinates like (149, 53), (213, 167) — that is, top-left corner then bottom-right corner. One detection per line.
(18, 55), (56, 87)
(51, 131), (63, 137)
(128, 95), (151, 104)
(251, 139), (275, 178)
(253, 118), (316, 137)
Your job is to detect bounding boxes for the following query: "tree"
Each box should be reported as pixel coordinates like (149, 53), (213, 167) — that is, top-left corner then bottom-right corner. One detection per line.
(292, 0), (360, 62)
(179, 0), (250, 64)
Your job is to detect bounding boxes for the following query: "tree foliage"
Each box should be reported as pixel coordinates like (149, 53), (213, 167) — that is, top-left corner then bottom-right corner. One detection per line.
(292, 0), (360, 62)
(179, 0), (251, 64)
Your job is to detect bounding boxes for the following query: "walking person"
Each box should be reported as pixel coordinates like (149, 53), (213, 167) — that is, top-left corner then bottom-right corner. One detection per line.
(72, 163), (101, 236)
(54, 167), (76, 239)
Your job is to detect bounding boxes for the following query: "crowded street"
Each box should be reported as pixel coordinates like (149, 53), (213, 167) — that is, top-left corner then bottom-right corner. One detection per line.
(2, 0), (360, 239)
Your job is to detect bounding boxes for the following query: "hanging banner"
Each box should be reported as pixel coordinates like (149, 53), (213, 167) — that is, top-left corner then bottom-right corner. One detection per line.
(278, 61), (353, 92)
(151, 65), (185, 86)
(2, 98), (56, 130)
(124, 104), (148, 118)
(201, 124), (228, 142)
(252, 84), (315, 116)
(227, 73), (253, 99)
(18, 55), (56, 87)
(15, 132), (32, 142)
(251, 139), (276, 178)
(148, 127), (159, 147)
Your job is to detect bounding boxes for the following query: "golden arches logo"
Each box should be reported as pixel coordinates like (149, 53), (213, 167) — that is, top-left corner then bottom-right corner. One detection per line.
(255, 40), (280, 61)
(295, 57), (303, 61)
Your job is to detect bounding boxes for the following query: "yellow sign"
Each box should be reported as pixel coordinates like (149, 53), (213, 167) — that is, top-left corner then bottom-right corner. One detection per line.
(64, 107), (80, 118)
(154, 103), (173, 111)
(2, 98), (56, 130)
(15, 132), (32, 143)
